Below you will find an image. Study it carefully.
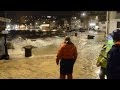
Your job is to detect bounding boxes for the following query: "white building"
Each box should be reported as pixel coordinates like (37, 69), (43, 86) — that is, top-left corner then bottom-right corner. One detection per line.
(71, 17), (81, 30)
(98, 21), (106, 31)
(106, 11), (120, 34)
(96, 11), (120, 34)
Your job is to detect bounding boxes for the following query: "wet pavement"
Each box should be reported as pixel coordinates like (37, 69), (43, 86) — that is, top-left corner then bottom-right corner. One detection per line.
(0, 32), (105, 79)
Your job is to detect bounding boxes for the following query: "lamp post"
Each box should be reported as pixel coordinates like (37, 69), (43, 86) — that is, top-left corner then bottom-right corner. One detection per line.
(81, 12), (87, 29)
(4, 11), (9, 59)
(1, 30), (9, 60)
(0, 11), (10, 60)
(106, 11), (110, 37)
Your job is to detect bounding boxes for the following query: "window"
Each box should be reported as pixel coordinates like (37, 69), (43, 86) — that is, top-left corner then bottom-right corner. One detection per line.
(117, 22), (120, 28)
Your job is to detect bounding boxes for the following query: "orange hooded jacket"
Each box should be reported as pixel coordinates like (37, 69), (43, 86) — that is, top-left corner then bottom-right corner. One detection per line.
(56, 42), (78, 60)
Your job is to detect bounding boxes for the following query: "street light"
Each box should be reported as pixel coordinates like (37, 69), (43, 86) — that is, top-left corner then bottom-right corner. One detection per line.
(106, 11), (110, 36)
(1, 30), (9, 60)
(0, 11), (10, 60)
(47, 16), (51, 18)
(81, 12), (86, 17)
(53, 21), (55, 23)
(81, 12), (87, 29)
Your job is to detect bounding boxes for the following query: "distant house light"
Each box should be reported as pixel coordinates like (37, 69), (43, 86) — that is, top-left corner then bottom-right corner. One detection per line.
(47, 16), (51, 18)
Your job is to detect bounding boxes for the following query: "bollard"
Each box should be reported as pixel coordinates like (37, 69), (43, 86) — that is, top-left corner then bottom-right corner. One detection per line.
(24, 47), (32, 57)
(75, 33), (77, 37)
(23, 45), (36, 57)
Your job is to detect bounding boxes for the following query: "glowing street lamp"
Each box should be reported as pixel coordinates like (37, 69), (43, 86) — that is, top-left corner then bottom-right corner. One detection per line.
(74, 17), (77, 19)
(81, 12), (86, 17)
(47, 16), (51, 18)
(81, 12), (87, 29)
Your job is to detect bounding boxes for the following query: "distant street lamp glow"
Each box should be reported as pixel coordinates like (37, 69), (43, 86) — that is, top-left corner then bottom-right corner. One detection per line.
(6, 25), (11, 30)
(15, 25), (19, 30)
(47, 16), (51, 18)
(6, 25), (10, 29)
(81, 12), (86, 17)
(74, 17), (77, 19)
(89, 22), (96, 26)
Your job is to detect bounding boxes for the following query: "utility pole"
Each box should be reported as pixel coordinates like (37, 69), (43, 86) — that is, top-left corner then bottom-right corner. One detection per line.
(106, 11), (110, 37)
(3, 11), (9, 60)
(0, 11), (9, 60)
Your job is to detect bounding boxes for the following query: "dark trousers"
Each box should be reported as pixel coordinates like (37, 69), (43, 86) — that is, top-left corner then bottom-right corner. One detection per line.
(99, 67), (106, 79)
(60, 59), (75, 74)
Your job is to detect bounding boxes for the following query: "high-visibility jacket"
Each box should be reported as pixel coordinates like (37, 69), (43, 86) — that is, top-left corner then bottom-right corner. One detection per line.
(56, 42), (78, 60)
(97, 40), (114, 68)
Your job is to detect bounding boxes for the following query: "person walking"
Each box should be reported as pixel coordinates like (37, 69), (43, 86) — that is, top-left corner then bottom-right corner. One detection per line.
(56, 36), (78, 79)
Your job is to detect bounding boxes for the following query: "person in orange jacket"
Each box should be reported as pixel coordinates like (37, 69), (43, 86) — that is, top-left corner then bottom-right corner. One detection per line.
(56, 36), (78, 79)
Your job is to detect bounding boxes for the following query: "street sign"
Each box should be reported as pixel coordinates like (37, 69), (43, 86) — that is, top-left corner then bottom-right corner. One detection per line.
(0, 17), (11, 23)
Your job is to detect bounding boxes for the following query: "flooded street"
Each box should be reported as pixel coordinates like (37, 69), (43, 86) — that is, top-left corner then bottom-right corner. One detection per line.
(0, 32), (105, 79)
